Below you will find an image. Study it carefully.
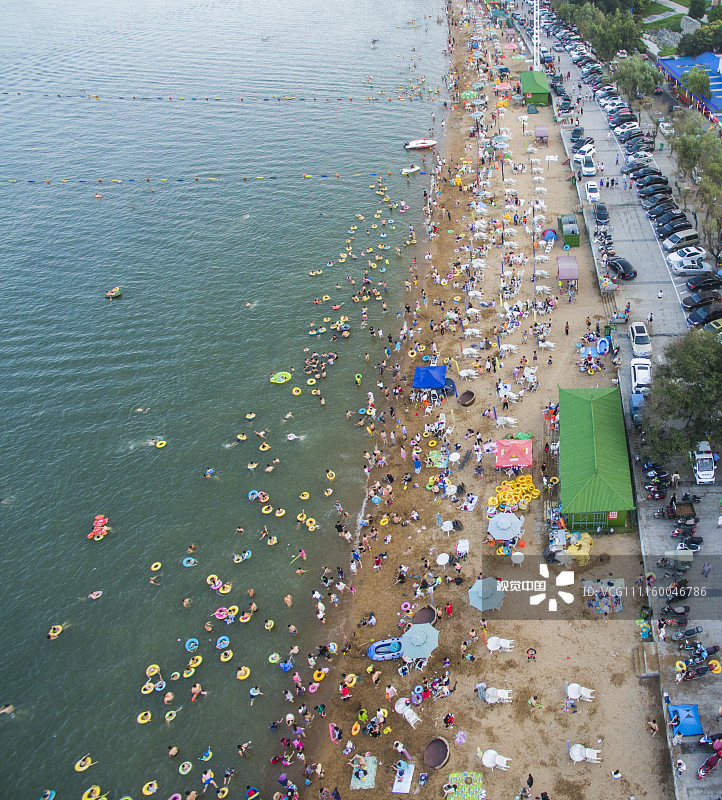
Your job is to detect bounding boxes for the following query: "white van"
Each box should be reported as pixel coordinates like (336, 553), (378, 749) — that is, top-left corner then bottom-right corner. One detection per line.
(663, 229), (700, 252)
(692, 441), (716, 484)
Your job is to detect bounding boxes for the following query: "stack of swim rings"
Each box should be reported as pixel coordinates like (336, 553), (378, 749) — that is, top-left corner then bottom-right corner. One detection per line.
(487, 475), (541, 517)
(88, 514), (109, 541)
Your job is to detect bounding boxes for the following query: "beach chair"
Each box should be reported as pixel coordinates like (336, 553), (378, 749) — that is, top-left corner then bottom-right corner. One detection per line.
(495, 754), (511, 770)
(584, 748), (602, 763)
(580, 687), (595, 702)
(498, 638), (514, 652)
(403, 707), (421, 729)
(414, 658), (428, 671)
(497, 689), (512, 703)
(398, 664), (410, 677)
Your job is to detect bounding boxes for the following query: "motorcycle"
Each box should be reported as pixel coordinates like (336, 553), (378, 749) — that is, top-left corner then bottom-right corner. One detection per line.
(654, 506), (676, 519)
(672, 525), (698, 536)
(640, 458), (664, 471)
(679, 639), (703, 651)
(661, 604), (690, 615)
(660, 617), (689, 627)
(698, 752), (720, 779)
(673, 625), (704, 641)
(677, 541), (702, 553)
(645, 468), (669, 480)
(670, 586), (692, 599)
(681, 491), (702, 503)
(683, 664), (714, 680)
(648, 489), (667, 500)
(682, 645), (721, 668)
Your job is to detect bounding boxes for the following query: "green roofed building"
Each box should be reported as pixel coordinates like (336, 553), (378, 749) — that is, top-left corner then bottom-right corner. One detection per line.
(558, 387), (635, 531)
(519, 71), (551, 107)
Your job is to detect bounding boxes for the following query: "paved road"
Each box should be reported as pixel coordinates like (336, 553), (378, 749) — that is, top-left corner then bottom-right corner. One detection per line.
(530, 26), (722, 800)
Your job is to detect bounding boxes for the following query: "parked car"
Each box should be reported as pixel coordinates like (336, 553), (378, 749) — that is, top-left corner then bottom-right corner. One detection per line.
(582, 155), (596, 176)
(595, 202), (609, 224)
(572, 136), (594, 153)
(636, 175), (668, 188)
(571, 126), (584, 142)
(687, 273), (722, 292)
(692, 440), (716, 484)
(656, 219), (694, 240)
(630, 358), (652, 395)
(607, 257), (637, 280)
(614, 122), (640, 136)
(629, 322), (652, 357)
(573, 143), (596, 161)
(681, 290), (721, 311)
(667, 246), (707, 265)
(663, 229), (700, 252)
(687, 303), (722, 327)
(585, 181), (600, 202)
(638, 185), (672, 199)
(672, 260), (714, 276)
(647, 203), (679, 219)
(642, 193), (674, 210)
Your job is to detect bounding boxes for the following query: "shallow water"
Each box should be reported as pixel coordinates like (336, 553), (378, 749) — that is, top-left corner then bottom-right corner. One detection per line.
(0, 0), (448, 794)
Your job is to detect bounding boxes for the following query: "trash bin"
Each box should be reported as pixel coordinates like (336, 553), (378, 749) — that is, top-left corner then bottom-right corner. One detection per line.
(659, 142), (664, 151)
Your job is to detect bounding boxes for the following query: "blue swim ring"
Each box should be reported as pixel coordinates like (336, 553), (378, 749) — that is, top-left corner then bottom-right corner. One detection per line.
(216, 636), (230, 650)
(279, 660), (293, 671)
(183, 557), (197, 567)
(359, 408), (367, 415)
(154, 680), (166, 691)
(185, 638), (199, 652)
(422, 355), (431, 361)
(39, 794), (56, 800)
(597, 338), (609, 355)
(371, 496), (381, 505)
(414, 684), (423, 695)
(248, 490), (259, 501)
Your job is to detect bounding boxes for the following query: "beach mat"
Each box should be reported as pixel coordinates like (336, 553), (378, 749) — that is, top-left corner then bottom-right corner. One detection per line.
(448, 772), (486, 800)
(350, 756), (377, 790)
(392, 762), (415, 794)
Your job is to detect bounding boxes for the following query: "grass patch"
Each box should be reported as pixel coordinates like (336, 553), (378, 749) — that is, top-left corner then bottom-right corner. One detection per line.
(671, 0), (690, 6)
(644, 12), (685, 30)
(644, 1), (676, 15)
(657, 45), (679, 56)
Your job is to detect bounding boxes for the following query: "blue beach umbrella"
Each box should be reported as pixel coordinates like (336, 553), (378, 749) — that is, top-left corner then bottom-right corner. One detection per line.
(468, 577), (505, 612)
(400, 623), (439, 660)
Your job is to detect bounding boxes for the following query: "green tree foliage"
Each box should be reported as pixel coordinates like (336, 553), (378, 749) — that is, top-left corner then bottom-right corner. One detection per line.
(685, 65), (711, 100)
(688, 0), (707, 20)
(678, 20), (722, 56)
(708, 4), (722, 22)
(670, 109), (707, 177)
(613, 53), (658, 104)
(554, 3), (642, 61)
(556, 2), (576, 22)
(643, 330), (722, 461)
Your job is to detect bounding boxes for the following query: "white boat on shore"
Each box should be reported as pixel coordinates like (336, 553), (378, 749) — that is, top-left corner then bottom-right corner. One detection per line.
(404, 138), (437, 151)
(400, 164), (421, 175)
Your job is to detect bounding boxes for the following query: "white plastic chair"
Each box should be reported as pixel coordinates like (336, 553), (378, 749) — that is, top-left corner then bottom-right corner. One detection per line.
(495, 754), (511, 770)
(403, 707), (421, 729)
(497, 689), (513, 702)
(584, 748), (602, 763)
(580, 687), (595, 702)
(498, 638), (515, 652)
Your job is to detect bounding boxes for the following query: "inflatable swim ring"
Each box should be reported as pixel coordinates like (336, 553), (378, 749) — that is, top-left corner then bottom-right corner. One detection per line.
(327, 471), (335, 481)
(328, 642), (338, 654)
(146, 664), (160, 678)
(227, 605), (239, 616)
(292, 387), (301, 396)
(352, 722), (361, 736)
(185, 638), (199, 652)
(299, 491), (309, 500)
(215, 607), (228, 619)
(324, 488), (333, 497)
(297, 512), (307, 522)
(238, 666), (251, 679)
(220, 650), (233, 662)
(258, 492), (269, 502)
(247, 490), (258, 500)
(265, 619), (274, 631)
(261, 505), (273, 514)
(267, 536), (278, 545)
(142, 781), (158, 795)
(313, 670), (326, 682)
(165, 709), (178, 722)
(206, 574), (219, 586)
(82, 788), (102, 800)
(401, 602), (411, 612)
(307, 378), (316, 385)
(269, 653), (281, 663)
(218, 583), (232, 594)
(216, 636), (230, 649)
(275, 508), (286, 517)
(259, 443), (270, 451)
(183, 667), (195, 678)
(179, 761), (192, 774)
(183, 557), (197, 567)
(345, 674), (357, 687)
(151, 562), (161, 572)
(137, 711), (151, 724)
(188, 655), (202, 668)
(309, 682), (319, 693)
(239, 612), (252, 623)
(306, 518), (316, 528)
(156, 441), (166, 448)
(218, 790), (229, 799)
(74, 756), (93, 772)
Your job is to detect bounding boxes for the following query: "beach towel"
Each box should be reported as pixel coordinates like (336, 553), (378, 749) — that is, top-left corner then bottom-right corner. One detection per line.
(448, 772), (486, 800)
(428, 451), (448, 469)
(349, 756), (377, 790)
(483, 442), (496, 454)
(392, 763), (415, 794)
(460, 495), (479, 512)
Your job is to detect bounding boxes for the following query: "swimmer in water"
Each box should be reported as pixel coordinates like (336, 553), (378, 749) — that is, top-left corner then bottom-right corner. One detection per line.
(264, 465), (274, 473)
(87, 591), (103, 600)
(284, 412), (293, 419)
(134, 407), (150, 413)
(183, 598), (193, 608)
(150, 574), (163, 586)
(255, 431), (266, 438)
(247, 463), (258, 470)
(188, 544), (197, 553)
(0, 704), (15, 717)
(168, 745), (179, 758)
(163, 692), (175, 705)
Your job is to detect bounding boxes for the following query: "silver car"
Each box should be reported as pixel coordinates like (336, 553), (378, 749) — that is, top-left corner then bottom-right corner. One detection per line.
(629, 322), (652, 357)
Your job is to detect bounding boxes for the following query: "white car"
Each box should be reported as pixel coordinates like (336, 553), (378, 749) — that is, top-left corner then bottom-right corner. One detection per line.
(671, 260), (713, 276)
(630, 358), (652, 395)
(585, 181), (600, 202)
(573, 143), (596, 162)
(629, 322), (652, 357)
(614, 122), (640, 136)
(692, 440), (716, 484)
(660, 122), (674, 137)
(616, 49), (628, 58)
(582, 155), (596, 176)
(667, 246), (706, 265)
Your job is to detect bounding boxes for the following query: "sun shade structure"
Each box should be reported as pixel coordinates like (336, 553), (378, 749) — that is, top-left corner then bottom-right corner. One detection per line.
(468, 577), (505, 611)
(399, 622), (439, 660)
(559, 388), (635, 531)
(667, 703), (703, 737)
(556, 255), (579, 281)
(412, 365), (447, 390)
(495, 438), (533, 468)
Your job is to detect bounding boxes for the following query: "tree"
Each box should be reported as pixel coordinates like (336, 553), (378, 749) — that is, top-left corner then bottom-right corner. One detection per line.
(556, 2), (575, 22)
(685, 65), (711, 100)
(689, 0), (706, 19)
(670, 109), (707, 179)
(643, 330), (722, 461)
(613, 54), (658, 108)
(708, 4), (722, 22)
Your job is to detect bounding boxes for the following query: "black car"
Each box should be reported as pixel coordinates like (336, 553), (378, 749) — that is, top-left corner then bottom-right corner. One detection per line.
(619, 130), (644, 144)
(648, 203), (679, 219)
(636, 175), (668, 188)
(657, 219), (693, 239)
(572, 137), (594, 153)
(687, 303), (722, 327)
(681, 291), (722, 311)
(687, 273), (722, 292)
(654, 212), (687, 230)
(571, 126), (584, 142)
(559, 101), (572, 113)
(642, 193), (674, 210)
(607, 257), (637, 280)
(632, 167), (662, 179)
(611, 116), (637, 130)
(627, 141), (655, 155)
(595, 203), (609, 224)
(621, 163), (653, 176)
(637, 183), (672, 200)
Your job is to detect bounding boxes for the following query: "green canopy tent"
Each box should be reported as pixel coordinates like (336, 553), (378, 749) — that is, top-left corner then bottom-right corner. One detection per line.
(519, 70), (551, 107)
(558, 387), (635, 531)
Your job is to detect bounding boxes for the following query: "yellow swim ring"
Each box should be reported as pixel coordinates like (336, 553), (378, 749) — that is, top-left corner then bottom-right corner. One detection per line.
(74, 756), (94, 772)
(219, 583), (232, 594)
(345, 674), (357, 687)
(141, 682), (154, 695)
(327, 471), (335, 480)
(218, 790), (229, 799)
(549, 477), (559, 485)
(297, 512), (306, 522)
(261, 505), (273, 514)
(151, 562), (161, 572)
(292, 387), (301, 396)
(137, 711), (152, 724)
(188, 655), (202, 668)
(183, 667), (195, 678)
(238, 666), (251, 679)
(275, 508), (286, 517)
(428, 440), (436, 447)
(142, 781), (158, 795)
(82, 787), (102, 800)
(313, 670), (325, 682)
(220, 650), (233, 662)
(259, 443), (271, 451)
(324, 488), (333, 496)
(265, 620), (274, 631)
(227, 606), (239, 617)
(710, 659), (722, 674)
(306, 518), (316, 528)
(267, 536), (278, 545)
(307, 525), (316, 531)
(156, 440), (166, 448)
(206, 574), (219, 585)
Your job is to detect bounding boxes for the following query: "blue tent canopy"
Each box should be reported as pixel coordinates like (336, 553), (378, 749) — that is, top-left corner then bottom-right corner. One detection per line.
(667, 703), (703, 736)
(412, 365), (447, 390)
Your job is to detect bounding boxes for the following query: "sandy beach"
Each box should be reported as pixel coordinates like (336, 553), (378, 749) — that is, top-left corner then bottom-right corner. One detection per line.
(299, 4), (675, 800)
